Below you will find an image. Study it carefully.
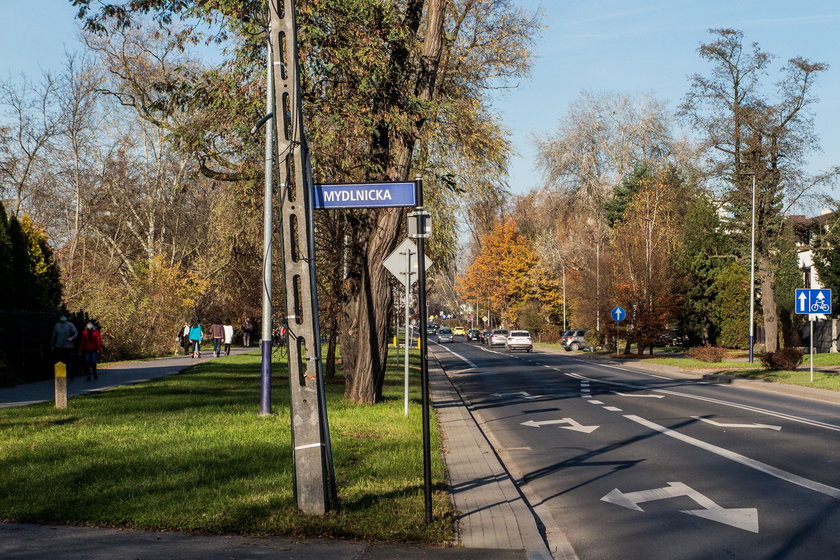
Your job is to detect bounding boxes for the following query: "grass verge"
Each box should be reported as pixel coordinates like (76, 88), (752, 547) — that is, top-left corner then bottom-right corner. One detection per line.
(0, 348), (454, 543)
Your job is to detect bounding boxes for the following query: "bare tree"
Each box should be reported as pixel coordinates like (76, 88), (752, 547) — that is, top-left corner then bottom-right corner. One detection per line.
(0, 72), (60, 217)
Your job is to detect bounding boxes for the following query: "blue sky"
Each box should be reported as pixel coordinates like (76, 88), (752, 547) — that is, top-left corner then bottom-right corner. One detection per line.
(2, 1), (839, 208)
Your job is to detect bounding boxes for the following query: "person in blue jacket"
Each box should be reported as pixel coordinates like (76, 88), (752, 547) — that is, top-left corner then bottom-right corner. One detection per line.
(188, 321), (203, 358)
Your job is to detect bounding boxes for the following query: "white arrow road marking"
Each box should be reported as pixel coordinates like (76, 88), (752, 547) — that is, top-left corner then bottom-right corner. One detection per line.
(521, 418), (599, 433)
(611, 390), (664, 398)
(491, 391), (542, 399)
(601, 482), (759, 533)
(691, 416), (782, 431)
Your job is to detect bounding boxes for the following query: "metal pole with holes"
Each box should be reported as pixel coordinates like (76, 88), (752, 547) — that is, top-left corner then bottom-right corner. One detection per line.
(268, 0), (336, 514)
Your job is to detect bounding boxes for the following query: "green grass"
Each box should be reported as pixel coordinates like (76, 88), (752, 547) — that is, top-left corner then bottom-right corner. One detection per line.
(645, 357), (752, 369)
(716, 368), (840, 391)
(0, 349), (454, 543)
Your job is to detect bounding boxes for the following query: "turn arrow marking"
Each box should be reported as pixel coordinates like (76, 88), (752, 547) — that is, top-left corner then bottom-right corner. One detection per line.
(601, 481), (758, 533)
(691, 416), (782, 431)
(491, 391), (542, 399)
(521, 418), (599, 433)
(611, 391), (664, 399)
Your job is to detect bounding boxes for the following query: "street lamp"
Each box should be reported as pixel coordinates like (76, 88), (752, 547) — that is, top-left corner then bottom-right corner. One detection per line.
(742, 171), (757, 363)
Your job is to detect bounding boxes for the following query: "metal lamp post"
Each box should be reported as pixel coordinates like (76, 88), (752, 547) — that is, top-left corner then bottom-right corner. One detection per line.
(743, 171), (757, 364)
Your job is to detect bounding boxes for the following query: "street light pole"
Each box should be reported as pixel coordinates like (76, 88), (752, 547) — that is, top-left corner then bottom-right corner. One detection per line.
(748, 172), (756, 363)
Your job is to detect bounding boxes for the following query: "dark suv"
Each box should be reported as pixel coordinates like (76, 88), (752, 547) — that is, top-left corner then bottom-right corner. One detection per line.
(561, 329), (589, 351)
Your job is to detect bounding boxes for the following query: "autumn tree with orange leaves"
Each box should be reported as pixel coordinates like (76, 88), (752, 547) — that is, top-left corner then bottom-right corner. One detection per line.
(457, 219), (560, 329)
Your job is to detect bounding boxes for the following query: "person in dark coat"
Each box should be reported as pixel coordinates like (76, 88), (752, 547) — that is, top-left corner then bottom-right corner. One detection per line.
(177, 323), (191, 355)
(51, 314), (78, 381)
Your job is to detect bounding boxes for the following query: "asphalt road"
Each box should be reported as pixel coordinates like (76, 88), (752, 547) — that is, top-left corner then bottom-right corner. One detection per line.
(431, 340), (840, 560)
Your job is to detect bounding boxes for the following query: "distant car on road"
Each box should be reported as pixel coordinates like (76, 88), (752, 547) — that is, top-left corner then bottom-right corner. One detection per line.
(505, 330), (533, 353)
(466, 329), (481, 341)
(453, 326), (466, 336)
(561, 329), (590, 351)
(479, 330), (491, 344)
(427, 323), (439, 335)
(437, 327), (454, 343)
(488, 329), (509, 347)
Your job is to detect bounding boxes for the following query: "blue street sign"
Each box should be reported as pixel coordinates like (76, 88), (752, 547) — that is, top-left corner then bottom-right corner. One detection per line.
(314, 181), (416, 209)
(795, 288), (832, 315)
(611, 306), (626, 322)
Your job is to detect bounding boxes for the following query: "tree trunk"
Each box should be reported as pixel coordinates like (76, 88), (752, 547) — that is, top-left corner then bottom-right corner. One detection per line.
(758, 253), (779, 352)
(341, 208), (402, 403)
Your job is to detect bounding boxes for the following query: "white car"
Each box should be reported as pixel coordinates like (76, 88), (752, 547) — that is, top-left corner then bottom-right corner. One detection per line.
(505, 330), (533, 353)
(437, 327), (454, 343)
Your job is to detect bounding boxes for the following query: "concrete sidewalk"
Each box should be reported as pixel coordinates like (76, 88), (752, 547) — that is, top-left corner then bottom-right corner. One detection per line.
(0, 346), (254, 408)
(428, 350), (553, 559)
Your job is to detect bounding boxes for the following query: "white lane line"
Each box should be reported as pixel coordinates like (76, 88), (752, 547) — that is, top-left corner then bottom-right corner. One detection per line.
(603, 406), (623, 412)
(433, 344), (478, 369)
(625, 415), (840, 500)
(587, 400), (604, 405)
(611, 390), (664, 399)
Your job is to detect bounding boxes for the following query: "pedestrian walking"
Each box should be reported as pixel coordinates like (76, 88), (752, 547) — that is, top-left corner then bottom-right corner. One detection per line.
(210, 319), (224, 358)
(177, 323), (191, 355)
(78, 321), (102, 381)
(242, 318), (254, 347)
(223, 319), (234, 356)
(51, 314), (78, 381)
(189, 321), (203, 358)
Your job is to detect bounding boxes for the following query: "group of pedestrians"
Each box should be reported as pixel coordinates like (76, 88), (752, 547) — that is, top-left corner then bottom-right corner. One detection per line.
(50, 314), (102, 382)
(176, 319), (236, 358)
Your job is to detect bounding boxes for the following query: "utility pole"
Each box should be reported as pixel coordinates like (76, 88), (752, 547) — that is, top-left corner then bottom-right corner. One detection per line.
(268, 0), (336, 515)
(259, 40), (275, 416)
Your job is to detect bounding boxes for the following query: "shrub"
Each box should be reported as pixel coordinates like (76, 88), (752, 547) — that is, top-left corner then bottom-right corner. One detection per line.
(760, 347), (804, 371)
(584, 329), (601, 350)
(687, 345), (725, 363)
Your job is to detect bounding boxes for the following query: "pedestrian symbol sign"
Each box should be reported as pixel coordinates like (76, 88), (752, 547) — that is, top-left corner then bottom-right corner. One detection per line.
(611, 307), (626, 322)
(795, 289), (831, 315)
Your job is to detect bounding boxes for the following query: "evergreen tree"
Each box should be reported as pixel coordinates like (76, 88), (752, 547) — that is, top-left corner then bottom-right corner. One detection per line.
(812, 216), (840, 318)
(714, 262), (750, 349)
(0, 202), (13, 310)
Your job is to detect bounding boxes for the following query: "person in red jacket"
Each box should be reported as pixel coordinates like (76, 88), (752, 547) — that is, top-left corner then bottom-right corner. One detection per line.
(78, 321), (102, 381)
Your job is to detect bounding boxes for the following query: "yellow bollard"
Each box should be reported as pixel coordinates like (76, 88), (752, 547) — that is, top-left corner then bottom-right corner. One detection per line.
(417, 338), (421, 350)
(393, 335), (398, 347)
(54, 362), (67, 409)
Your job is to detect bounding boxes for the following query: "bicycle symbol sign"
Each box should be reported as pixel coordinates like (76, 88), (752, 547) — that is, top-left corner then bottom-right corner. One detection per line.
(795, 289), (832, 315)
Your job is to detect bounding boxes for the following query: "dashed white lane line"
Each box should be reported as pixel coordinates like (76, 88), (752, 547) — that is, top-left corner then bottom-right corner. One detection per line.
(603, 406), (623, 412)
(587, 400), (604, 405)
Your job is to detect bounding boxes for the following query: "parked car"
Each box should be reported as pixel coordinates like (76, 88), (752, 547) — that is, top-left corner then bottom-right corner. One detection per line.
(479, 330), (491, 344)
(437, 327), (454, 343)
(505, 330), (533, 353)
(453, 326), (466, 336)
(561, 329), (589, 351)
(488, 329), (509, 347)
(466, 328), (481, 341)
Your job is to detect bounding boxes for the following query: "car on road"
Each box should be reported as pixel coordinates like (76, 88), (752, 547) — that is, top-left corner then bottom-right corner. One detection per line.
(453, 326), (466, 336)
(427, 323), (439, 335)
(437, 327), (454, 343)
(561, 329), (590, 351)
(466, 328), (481, 341)
(505, 330), (533, 353)
(488, 329), (509, 347)
(479, 330), (491, 344)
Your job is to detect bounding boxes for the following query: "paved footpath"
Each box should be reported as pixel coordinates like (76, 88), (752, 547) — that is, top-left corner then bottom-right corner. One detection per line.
(0, 347), (252, 408)
(1, 346), (542, 559)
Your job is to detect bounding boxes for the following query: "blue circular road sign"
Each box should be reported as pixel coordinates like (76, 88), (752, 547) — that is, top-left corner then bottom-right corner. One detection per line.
(611, 306), (626, 322)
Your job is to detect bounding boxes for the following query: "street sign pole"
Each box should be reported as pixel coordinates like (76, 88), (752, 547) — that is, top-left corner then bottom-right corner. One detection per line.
(811, 317), (815, 384)
(404, 246), (414, 417)
(794, 289), (832, 385)
(410, 176), (432, 524)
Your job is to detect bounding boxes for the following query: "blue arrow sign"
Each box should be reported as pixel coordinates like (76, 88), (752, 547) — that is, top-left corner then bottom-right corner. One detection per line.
(795, 288), (832, 315)
(611, 306), (626, 322)
(314, 181), (416, 209)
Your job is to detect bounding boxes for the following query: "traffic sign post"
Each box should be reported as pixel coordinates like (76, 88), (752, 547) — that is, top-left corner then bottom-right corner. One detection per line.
(611, 307), (626, 356)
(794, 289), (832, 384)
